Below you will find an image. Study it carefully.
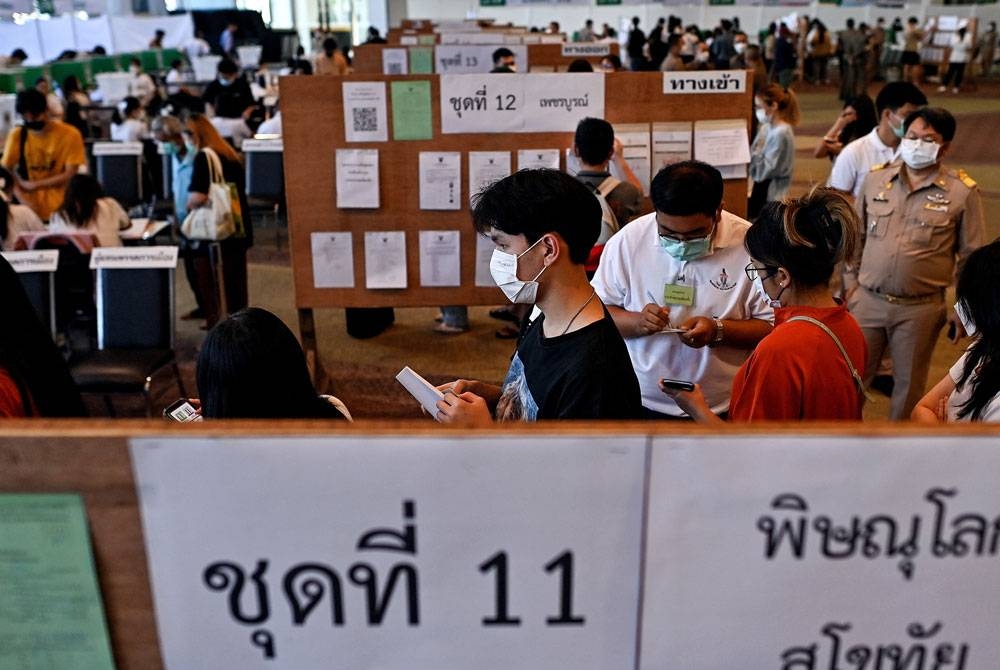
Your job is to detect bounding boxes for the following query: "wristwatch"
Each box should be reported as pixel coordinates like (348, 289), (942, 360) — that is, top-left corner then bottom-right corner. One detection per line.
(710, 317), (725, 346)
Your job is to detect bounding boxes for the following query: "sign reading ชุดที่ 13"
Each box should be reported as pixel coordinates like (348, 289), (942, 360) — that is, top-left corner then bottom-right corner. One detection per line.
(130, 436), (645, 669)
(440, 73), (605, 134)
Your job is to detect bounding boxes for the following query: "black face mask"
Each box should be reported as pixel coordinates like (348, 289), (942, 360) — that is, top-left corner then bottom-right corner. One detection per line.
(24, 120), (45, 132)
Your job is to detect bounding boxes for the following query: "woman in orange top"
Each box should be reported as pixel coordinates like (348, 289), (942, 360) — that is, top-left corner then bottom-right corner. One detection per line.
(663, 188), (867, 422)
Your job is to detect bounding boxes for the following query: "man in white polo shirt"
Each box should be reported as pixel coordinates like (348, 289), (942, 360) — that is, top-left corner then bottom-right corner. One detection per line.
(828, 82), (927, 199)
(592, 161), (773, 419)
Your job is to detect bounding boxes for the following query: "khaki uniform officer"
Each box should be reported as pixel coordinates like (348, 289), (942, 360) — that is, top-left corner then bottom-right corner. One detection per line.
(847, 107), (984, 420)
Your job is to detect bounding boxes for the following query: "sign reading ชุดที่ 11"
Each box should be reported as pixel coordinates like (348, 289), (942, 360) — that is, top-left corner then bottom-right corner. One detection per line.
(130, 436), (646, 669)
(440, 73), (605, 134)
(640, 435), (1000, 669)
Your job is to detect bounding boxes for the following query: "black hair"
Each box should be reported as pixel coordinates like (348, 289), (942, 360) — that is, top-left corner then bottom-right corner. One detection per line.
(954, 241), (1000, 420)
(130, 57), (141, 67)
(62, 74), (82, 94)
(10, 48), (28, 61)
(0, 166), (10, 247)
(874, 81), (927, 116)
(112, 96), (141, 125)
(903, 107), (956, 142)
(217, 58), (239, 75)
(0, 255), (86, 416)
(57, 173), (105, 228)
(196, 307), (345, 419)
(91, 45), (107, 55)
(846, 18), (855, 29)
(170, 58), (182, 69)
(567, 59), (593, 72)
(574, 117), (614, 166)
(745, 187), (860, 287)
(840, 94), (878, 144)
(492, 47), (515, 64)
(651, 161), (723, 218)
(34, 76), (48, 88)
(603, 54), (623, 69)
(322, 37), (337, 55)
(15, 88), (46, 116)
(667, 33), (682, 50)
(471, 169), (600, 265)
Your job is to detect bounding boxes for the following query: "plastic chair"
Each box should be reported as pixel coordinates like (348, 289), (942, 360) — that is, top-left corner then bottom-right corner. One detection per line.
(69, 264), (185, 416)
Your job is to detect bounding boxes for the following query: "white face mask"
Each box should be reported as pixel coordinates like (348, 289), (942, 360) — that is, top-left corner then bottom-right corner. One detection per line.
(755, 108), (768, 124)
(955, 301), (977, 337)
(129, 65), (140, 75)
(900, 137), (940, 170)
(489, 237), (547, 304)
(753, 274), (785, 308)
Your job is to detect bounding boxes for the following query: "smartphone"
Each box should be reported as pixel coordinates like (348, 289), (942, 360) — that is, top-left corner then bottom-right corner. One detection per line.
(163, 398), (203, 422)
(660, 378), (695, 392)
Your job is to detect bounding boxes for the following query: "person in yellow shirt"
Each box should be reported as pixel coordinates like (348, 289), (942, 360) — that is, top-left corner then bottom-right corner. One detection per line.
(0, 89), (86, 221)
(313, 37), (349, 75)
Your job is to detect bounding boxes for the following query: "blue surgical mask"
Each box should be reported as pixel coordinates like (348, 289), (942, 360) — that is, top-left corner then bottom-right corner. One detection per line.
(162, 142), (178, 156)
(659, 234), (712, 262)
(890, 113), (906, 138)
(218, 76), (233, 87)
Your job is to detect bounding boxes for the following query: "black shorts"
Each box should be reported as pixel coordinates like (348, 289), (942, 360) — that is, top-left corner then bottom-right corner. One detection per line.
(901, 51), (920, 66)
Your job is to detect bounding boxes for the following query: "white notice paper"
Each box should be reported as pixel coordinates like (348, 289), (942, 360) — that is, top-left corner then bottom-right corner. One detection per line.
(435, 45), (529, 74)
(468, 151), (511, 203)
(419, 230), (461, 287)
(517, 149), (560, 171)
(440, 74), (525, 134)
(336, 149), (380, 209)
(310, 232), (355, 288)
(614, 123), (652, 196)
(395, 366), (444, 418)
(382, 48), (408, 74)
(342, 81), (388, 143)
(419, 152), (461, 210)
(364, 231), (407, 289)
(475, 233), (495, 287)
(652, 121), (693, 169)
(693, 119), (751, 167)
(521, 73), (605, 133)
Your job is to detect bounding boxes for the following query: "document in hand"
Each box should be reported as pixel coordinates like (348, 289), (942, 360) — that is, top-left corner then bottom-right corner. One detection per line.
(395, 366), (444, 419)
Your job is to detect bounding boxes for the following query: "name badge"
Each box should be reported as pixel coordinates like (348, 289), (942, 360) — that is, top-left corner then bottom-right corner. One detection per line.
(664, 284), (694, 306)
(924, 203), (948, 212)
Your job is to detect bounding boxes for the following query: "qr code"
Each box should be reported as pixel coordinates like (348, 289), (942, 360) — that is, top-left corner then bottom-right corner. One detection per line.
(352, 107), (379, 132)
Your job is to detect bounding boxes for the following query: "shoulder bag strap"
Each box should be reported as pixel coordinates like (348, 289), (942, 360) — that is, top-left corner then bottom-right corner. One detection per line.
(596, 175), (620, 197)
(17, 125), (29, 180)
(202, 147), (224, 185)
(788, 315), (875, 402)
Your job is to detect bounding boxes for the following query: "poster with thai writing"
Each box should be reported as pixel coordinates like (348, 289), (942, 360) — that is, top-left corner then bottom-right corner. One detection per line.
(131, 436), (646, 669)
(641, 435), (1000, 669)
(440, 74), (526, 134)
(521, 73), (605, 133)
(434, 45), (529, 74)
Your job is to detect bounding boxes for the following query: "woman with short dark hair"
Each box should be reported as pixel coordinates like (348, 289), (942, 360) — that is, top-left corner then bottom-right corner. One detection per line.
(48, 173), (128, 247)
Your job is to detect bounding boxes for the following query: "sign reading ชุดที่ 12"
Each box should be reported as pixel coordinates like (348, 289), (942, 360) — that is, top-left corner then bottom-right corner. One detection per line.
(439, 73), (605, 134)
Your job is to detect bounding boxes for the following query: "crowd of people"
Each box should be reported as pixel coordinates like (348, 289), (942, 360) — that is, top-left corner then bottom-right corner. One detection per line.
(0, 16), (997, 426)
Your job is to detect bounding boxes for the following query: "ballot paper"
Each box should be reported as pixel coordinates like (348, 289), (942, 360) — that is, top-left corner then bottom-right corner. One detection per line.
(693, 119), (751, 167)
(615, 123), (652, 196)
(342, 81), (388, 143)
(364, 231), (406, 289)
(311, 232), (355, 288)
(652, 121), (693, 169)
(419, 152), (461, 210)
(517, 149), (560, 171)
(419, 230), (461, 287)
(395, 366), (444, 419)
(468, 151), (511, 203)
(382, 48), (408, 75)
(336, 149), (380, 208)
(475, 233), (496, 287)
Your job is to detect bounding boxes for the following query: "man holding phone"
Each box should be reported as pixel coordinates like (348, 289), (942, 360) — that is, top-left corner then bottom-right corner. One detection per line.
(592, 161), (773, 419)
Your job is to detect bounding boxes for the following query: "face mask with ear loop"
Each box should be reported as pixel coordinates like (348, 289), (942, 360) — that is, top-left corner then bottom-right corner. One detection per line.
(489, 236), (548, 304)
(753, 272), (788, 308)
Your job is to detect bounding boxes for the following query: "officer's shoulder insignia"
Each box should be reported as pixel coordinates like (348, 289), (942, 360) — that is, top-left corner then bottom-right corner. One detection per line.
(956, 169), (977, 189)
(869, 162), (888, 172)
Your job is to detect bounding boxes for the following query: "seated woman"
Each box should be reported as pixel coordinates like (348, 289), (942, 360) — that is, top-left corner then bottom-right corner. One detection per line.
(912, 240), (1000, 423)
(0, 255), (85, 417)
(110, 96), (149, 143)
(0, 167), (45, 250)
(663, 188), (867, 422)
(196, 307), (351, 420)
(48, 174), (129, 247)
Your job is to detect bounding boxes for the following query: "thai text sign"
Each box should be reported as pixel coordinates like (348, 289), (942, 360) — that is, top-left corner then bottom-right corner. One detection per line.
(131, 436), (646, 669)
(662, 69), (747, 94)
(641, 435), (998, 669)
(434, 45), (528, 74)
(440, 73), (604, 134)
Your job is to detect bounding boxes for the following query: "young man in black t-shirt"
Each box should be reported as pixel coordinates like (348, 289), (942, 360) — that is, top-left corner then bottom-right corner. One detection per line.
(436, 169), (642, 424)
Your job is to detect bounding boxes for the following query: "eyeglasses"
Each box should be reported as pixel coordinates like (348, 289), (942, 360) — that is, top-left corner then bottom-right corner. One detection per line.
(745, 263), (777, 282)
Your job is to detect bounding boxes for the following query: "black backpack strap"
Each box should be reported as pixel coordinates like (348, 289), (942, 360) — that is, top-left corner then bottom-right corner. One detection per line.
(17, 125), (29, 180)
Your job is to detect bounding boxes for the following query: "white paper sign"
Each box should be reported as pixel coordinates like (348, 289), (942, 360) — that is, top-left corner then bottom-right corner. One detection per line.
(440, 74), (525, 134)
(521, 74), (604, 133)
(517, 149), (561, 171)
(614, 123), (651, 196)
(92, 141), (143, 156)
(662, 70), (747, 94)
(418, 152), (462, 211)
(89, 246), (178, 269)
(364, 230), (407, 289)
(336, 149), (380, 209)
(440, 32), (506, 45)
(419, 230), (461, 287)
(399, 35), (418, 46)
(652, 121), (693, 169)
(560, 43), (610, 57)
(2, 250), (58, 273)
(342, 82), (389, 143)
(641, 435), (1000, 669)
(130, 436), (646, 669)
(475, 233), (495, 287)
(468, 151), (511, 204)
(310, 232), (355, 288)
(435, 45), (528, 74)
(693, 119), (751, 167)
(382, 48), (408, 75)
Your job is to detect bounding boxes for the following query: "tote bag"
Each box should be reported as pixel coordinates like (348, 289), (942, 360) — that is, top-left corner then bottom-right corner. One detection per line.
(181, 148), (236, 241)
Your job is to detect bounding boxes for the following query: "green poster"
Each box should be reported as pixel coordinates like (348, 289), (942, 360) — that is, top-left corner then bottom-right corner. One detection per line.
(418, 34), (437, 46)
(409, 47), (434, 74)
(0, 494), (115, 670)
(391, 80), (434, 141)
